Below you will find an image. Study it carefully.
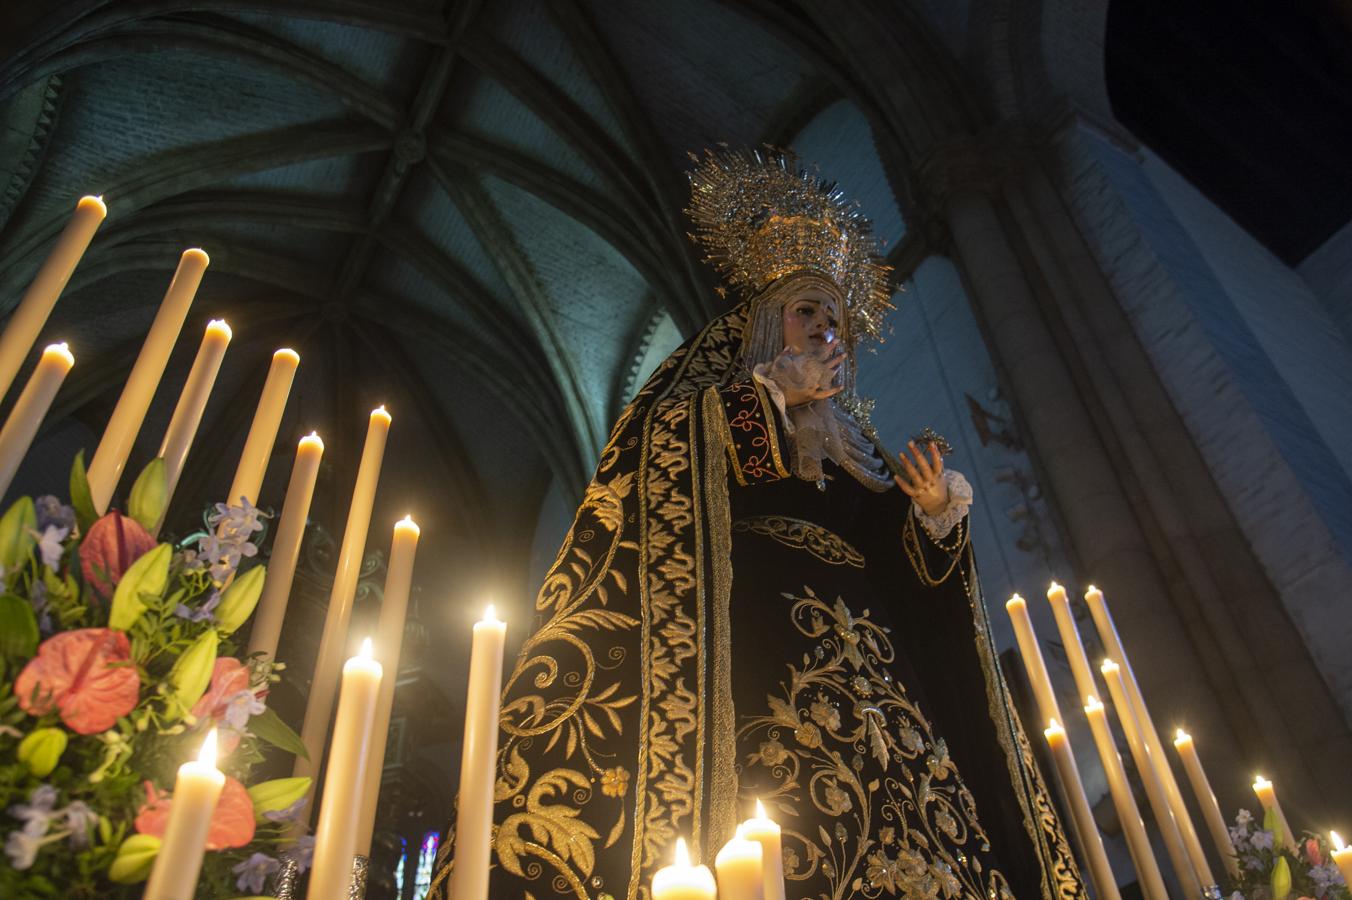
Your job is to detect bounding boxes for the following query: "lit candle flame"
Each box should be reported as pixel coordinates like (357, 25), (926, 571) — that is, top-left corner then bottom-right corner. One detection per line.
(206, 318), (232, 339)
(1085, 694), (1103, 713)
(755, 798), (768, 819)
(359, 637), (374, 659)
(1332, 830), (1346, 851)
(483, 604), (498, 624)
(1101, 659), (1119, 674)
(1048, 580), (1063, 593)
(198, 727), (219, 768)
(1254, 775), (1271, 790)
(674, 836), (691, 867)
(1175, 728), (1190, 743)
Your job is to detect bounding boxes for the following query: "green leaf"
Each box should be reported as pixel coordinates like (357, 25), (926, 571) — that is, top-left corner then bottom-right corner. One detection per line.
(126, 457), (167, 531)
(69, 450), (97, 533)
(108, 543), (171, 631)
(0, 593), (38, 659)
(0, 496), (36, 571)
(249, 706), (309, 760)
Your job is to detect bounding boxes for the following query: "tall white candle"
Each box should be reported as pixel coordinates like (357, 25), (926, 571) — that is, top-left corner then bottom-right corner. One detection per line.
(652, 838), (717, 900)
(1330, 831), (1352, 883)
(1004, 594), (1062, 727)
(448, 604), (507, 900)
(226, 348), (299, 508)
(0, 342), (73, 497)
(715, 827), (764, 900)
(1085, 696), (1168, 900)
(143, 728), (225, 900)
(87, 248), (208, 513)
(1044, 719), (1120, 900)
(739, 800), (784, 900)
(157, 319), (231, 511)
(1252, 776), (1297, 852)
(0, 195), (105, 402)
(1045, 582), (1099, 704)
(354, 515), (421, 855)
(247, 432), (323, 662)
(293, 406), (390, 807)
(1087, 587), (1216, 887)
(307, 638), (382, 900)
(1173, 729), (1238, 879)
(1101, 660), (1200, 896)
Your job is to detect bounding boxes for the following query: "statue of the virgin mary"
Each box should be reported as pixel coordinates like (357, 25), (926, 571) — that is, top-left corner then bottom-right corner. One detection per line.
(432, 149), (1085, 899)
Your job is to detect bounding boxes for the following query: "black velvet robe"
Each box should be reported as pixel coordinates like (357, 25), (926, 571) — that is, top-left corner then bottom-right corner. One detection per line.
(430, 304), (1084, 899)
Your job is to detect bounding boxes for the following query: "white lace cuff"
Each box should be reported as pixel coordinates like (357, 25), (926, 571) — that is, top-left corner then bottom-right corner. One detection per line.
(914, 468), (973, 541)
(752, 368), (794, 434)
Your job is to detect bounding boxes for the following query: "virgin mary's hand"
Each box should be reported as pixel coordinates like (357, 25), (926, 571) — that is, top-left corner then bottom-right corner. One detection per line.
(895, 440), (949, 516)
(770, 339), (845, 408)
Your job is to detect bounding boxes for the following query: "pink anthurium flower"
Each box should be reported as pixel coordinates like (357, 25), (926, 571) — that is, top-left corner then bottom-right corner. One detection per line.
(81, 511), (157, 599)
(15, 628), (140, 734)
(135, 775), (256, 850)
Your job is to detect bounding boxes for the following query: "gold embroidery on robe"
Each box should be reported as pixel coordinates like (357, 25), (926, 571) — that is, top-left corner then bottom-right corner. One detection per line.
(733, 515), (867, 568)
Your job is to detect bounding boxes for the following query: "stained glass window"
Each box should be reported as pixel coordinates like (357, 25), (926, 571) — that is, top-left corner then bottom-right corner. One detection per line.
(393, 835), (407, 897)
(413, 830), (439, 900)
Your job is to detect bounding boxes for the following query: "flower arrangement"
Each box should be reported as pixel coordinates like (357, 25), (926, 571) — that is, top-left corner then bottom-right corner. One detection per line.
(0, 453), (311, 898)
(1225, 807), (1349, 900)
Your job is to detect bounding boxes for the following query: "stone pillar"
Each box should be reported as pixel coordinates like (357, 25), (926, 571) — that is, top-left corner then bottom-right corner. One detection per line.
(934, 169), (1249, 807)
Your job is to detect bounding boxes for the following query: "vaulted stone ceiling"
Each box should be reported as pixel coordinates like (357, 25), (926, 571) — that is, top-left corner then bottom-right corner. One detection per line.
(0, 1), (851, 604)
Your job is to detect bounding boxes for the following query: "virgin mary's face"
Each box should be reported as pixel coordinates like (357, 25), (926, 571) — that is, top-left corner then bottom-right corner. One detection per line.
(781, 286), (841, 353)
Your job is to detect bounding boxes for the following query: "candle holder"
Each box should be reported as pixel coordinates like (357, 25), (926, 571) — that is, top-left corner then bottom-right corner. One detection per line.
(1201, 885), (1223, 900)
(271, 857), (300, 899)
(349, 854), (370, 900)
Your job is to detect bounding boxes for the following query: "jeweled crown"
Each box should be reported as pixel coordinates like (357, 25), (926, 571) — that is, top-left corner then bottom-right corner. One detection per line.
(685, 146), (893, 343)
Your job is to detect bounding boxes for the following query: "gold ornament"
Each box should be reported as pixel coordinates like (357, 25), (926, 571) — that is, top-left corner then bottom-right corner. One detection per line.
(686, 146), (895, 344)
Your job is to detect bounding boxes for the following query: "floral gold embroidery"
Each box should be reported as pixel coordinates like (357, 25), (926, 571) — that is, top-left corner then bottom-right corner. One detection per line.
(733, 515), (866, 568)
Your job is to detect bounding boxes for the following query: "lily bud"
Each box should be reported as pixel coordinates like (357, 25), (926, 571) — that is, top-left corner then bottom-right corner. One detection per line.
(246, 776), (311, 821)
(1270, 855), (1291, 900)
(108, 833), (161, 883)
(108, 543), (172, 631)
(17, 727), (67, 777)
(214, 565), (266, 635)
(127, 457), (167, 532)
(166, 629), (218, 719)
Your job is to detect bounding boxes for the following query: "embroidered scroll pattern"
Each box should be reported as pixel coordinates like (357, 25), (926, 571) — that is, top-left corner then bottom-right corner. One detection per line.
(732, 515), (866, 568)
(738, 586), (1012, 900)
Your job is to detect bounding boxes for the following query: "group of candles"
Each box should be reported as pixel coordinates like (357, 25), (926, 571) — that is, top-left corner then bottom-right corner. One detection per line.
(1008, 582), (1352, 895)
(0, 195), (519, 897)
(650, 800), (786, 900)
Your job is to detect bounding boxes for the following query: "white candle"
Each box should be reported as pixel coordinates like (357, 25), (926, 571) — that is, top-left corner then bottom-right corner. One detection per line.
(225, 348), (299, 508)
(1045, 582), (1099, 704)
(293, 407), (390, 808)
(0, 195), (105, 402)
(0, 342), (73, 497)
(1086, 587), (1216, 887)
(247, 432), (323, 662)
(143, 728), (225, 900)
(1101, 660), (1200, 896)
(354, 515), (421, 855)
(715, 827), (765, 900)
(1252, 776), (1297, 852)
(87, 247), (208, 513)
(448, 604), (507, 900)
(157, 319), (231, 512)
(652, 837), (717, 900)
(739, 800), (784, 900)
(1173, 729), (1238, 879)
(307, 638), (382, 900)
(1005, 594), (1062, 727)
(1044, 719), (1120, 900)
(1330, 831), (1352, 882)
(1085, 696), (1168, 900)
